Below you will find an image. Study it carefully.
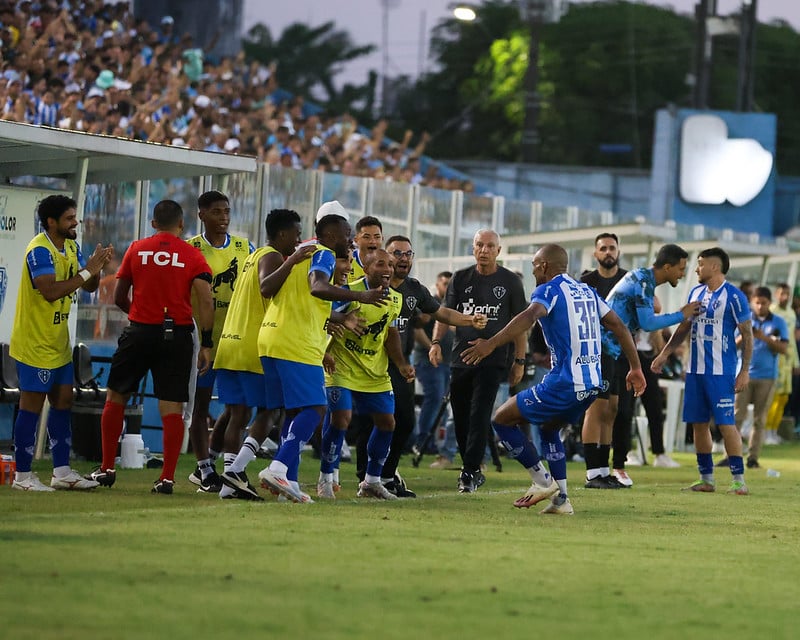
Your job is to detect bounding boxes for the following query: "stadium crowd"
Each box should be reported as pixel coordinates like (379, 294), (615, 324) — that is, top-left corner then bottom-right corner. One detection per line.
(0, 0), (472, 190)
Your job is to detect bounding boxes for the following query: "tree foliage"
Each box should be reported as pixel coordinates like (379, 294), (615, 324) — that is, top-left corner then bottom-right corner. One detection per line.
(242, 21), (377, 117)
(394, 0), (800, 172)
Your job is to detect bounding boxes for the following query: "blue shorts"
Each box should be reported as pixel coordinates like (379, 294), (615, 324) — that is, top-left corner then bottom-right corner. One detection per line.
(196, 365), (217, 390)
(683, 373), (735, 426)
(261, 356), (326, 410)
(216, 369), (267, 408)
(327, 387), (395, 415)
(516, 379), (599, 427)
(16, 361), (73, 393)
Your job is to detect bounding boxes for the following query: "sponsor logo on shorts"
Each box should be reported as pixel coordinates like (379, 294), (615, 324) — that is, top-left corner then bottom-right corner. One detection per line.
(37, 369), (51, 384)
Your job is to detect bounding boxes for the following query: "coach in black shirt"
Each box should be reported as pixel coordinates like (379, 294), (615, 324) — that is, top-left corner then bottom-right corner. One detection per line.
(430, 229), (527, 494)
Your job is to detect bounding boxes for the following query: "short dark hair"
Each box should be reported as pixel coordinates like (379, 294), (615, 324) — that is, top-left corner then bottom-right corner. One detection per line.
(356, 215), (382, 232)
(595, 232), (618, 245)
(37, 195), (77, 227)
(437, 271), (452, 279)
(698, 247), (731, 274)
(654, 244), (689, 268)
(153, 200), (183, 228)
(753, 286), (772, 301)
(385, 235), (411, 247)
(315, 214), (347, 239)
(265, 208), (301, 241)
(776, 282), (790, 292)
(197, 190), (228, 209)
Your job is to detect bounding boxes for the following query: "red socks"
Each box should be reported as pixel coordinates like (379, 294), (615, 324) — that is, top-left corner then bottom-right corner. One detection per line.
(161, 413), (184, 482)
(100, 401), (126, 471)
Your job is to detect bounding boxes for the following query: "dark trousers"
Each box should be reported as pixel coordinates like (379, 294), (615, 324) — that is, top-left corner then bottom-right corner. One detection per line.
(449, 366), (505, 472)
(355, 363), (415, 480)
(637, 351), (666, 455)
(611, 357), (634, 469)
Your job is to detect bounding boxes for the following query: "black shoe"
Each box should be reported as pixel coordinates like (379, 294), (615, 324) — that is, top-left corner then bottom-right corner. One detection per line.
(604, 474), (629, 489)
(383, 473), (417, 498)
(188, 466), (202, 486)
(197, 471), (222, 493)
(746, 458), (760, 469)
(457, 470), (475, 494)
(473, 470), (486, 488)
(221, 470), (261, 499)
(584, 475), (624, 489)
(221, 486), (265, 501)
(152, 479), (174, 494)
(715, 457), (729, 468)
(85, 468), (116, 488)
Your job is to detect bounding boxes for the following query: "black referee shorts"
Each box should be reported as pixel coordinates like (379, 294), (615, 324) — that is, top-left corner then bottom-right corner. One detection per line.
(107, 322), (195, 402)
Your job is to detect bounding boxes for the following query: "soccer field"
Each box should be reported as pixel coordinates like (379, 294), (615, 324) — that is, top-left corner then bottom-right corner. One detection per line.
(1, 446), (799, 640)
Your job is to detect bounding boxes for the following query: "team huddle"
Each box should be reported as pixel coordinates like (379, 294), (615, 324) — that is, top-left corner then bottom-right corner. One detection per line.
(8, 192), (760, 513)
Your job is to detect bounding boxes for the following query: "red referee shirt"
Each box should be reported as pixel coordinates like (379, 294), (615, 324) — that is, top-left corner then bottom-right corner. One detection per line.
(117, 232), (212, 325)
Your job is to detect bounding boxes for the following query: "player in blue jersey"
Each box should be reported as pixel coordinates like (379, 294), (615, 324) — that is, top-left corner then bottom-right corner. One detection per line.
(462, 244), (646, 514)
(652, 247), (753, 494)
(582, 243), (700, 488)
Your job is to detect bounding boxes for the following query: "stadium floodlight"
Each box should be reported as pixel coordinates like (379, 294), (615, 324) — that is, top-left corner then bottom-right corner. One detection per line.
(453, 6), (477, 21)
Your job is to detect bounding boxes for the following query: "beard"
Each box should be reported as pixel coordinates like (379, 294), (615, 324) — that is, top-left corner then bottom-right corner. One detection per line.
(599, 256), (618, 269)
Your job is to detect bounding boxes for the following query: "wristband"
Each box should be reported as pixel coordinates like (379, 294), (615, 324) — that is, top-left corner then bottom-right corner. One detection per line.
(78, 269), (91, 282)
(430, 340), (440, 346)
(514, 358), (526, 366)
(200, 329), (213, 349)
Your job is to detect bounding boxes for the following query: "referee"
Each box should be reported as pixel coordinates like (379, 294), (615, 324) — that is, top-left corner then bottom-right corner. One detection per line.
(86, 200), (215, 494)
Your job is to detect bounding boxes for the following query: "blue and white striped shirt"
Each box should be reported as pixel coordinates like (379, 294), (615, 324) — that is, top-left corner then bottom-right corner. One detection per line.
(687, 281), (750, 375)
(533, 273), (610, 393)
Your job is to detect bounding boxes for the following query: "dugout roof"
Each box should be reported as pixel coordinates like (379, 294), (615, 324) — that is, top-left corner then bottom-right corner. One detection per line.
(0, 120), (256, 183)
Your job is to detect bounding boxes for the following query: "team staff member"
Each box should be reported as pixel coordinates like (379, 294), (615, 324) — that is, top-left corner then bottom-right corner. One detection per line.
(579, 232), (627, 488)
(431, 229), (527, 494)
(187, 190), (254, 493)
(87, 200), (215, 494)
(11, 195), (113, 492)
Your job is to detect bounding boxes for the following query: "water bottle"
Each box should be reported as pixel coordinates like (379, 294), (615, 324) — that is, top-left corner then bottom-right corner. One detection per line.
(766, 468), (781, 478)
(120, 433), (146, 468)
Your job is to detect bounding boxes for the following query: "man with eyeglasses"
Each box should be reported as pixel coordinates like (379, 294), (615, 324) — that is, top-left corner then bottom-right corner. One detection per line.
(354, 235), (487, 497)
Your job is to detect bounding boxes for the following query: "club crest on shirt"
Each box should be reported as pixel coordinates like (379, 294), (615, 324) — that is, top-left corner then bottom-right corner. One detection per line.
(37, 369), (51, 384)
(493, 286), (506, 299)
(405, 296), (417, 311)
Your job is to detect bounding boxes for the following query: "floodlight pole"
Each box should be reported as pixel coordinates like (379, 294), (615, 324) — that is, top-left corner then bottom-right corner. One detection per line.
(735, 0), (758, 112)
(520, 0), (545, 164)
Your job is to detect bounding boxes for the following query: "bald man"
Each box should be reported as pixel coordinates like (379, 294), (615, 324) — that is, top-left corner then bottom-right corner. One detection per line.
(318, 249), (414, 500)
(431, 229), (528, 494)
(462, 244), (646, 514)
